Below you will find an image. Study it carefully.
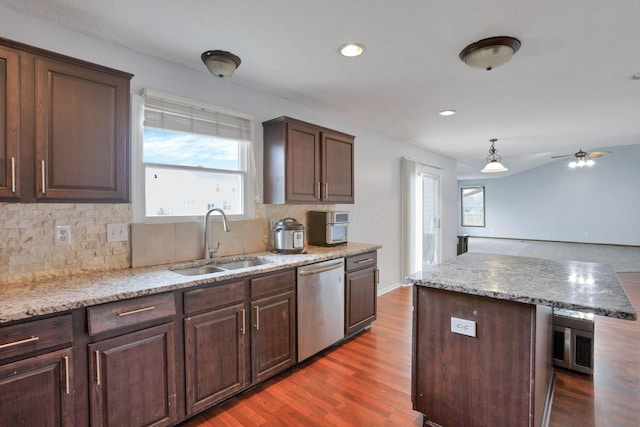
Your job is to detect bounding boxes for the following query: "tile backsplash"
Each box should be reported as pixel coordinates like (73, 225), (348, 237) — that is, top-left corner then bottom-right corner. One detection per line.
(0, 203), (131, 284)
(0, 202), (338, 283)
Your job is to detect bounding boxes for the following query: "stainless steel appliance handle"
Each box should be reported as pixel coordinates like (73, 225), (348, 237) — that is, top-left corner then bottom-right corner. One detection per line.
(564, 327), (571, 366)
(298, 260), (344, 276)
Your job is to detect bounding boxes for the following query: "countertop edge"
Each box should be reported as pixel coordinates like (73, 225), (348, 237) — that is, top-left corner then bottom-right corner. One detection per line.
(0, 242), (381, 324)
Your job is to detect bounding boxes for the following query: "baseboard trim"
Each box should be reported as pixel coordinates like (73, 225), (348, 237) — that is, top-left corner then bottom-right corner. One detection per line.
(468, 236), (640, 249)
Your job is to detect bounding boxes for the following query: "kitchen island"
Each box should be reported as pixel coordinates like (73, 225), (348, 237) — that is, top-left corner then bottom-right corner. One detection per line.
(406, 253), (636, 427)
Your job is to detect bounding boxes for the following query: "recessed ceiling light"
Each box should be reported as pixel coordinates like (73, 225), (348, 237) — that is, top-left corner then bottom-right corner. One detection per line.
(339, 43), (365, 57)
(439, 110), (456, 116)
(632, 72), (640, 80)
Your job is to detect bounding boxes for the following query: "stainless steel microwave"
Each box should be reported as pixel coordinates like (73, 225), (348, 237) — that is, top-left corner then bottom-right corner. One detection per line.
(307, 211), (349, 246)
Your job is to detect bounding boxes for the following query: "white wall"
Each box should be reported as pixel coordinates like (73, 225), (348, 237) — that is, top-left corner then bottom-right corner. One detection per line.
(458, 144), (640, 246)
(0, 5), (458, 293)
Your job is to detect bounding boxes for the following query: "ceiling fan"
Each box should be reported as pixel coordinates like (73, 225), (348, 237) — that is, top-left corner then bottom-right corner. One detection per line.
(551, 149), (612, 168)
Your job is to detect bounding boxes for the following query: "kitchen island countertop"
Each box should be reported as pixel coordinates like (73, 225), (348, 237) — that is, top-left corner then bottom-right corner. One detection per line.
(0, 242), (381, 324)
(406, 252), (636, 320)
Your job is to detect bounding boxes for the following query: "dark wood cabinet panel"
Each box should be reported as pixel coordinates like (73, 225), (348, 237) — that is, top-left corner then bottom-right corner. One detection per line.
(251, 290), (296, 383)
(286, 121), (321, 202)
(412, 286), (539, 427)
(34, 56), (130, 202)
(344, 251), (378, 335)
(263, 116), (354, 204)
(322, 130), (354, 203)
(345, 266), (377, 335)
(89, 323), (177, 427)
(184, 303), (247, 415)
(0, 348), (74, 426)
(0, 36), (132, 203)
(0, 45), (20, 199)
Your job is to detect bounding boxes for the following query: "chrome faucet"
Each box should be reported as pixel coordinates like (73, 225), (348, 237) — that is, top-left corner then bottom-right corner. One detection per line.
(204, 207), (231, 259)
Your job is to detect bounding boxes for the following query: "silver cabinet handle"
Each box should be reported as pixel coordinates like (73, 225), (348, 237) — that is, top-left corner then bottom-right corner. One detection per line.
(41, 160), (46, 194)
(255, 306), (260, 330)
(95, 350), (101, 386)
(118, 306), (155, 317)
(241, 308), (246, 335)
(355, 258), (374, 264)
(324, 182), (328, 199)
(0, 335), (39, 349)
(375, 269), (379, 284)
(63, 355), (70, 394)
(315, 182), (321, 200)
(10, 157), (15, 193)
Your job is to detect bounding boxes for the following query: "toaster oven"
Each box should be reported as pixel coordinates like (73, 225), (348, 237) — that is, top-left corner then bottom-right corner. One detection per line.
(307, 211), (349, 246)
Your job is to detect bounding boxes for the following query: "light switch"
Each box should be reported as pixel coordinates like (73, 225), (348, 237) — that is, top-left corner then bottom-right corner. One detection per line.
(451, 317), (476, 337)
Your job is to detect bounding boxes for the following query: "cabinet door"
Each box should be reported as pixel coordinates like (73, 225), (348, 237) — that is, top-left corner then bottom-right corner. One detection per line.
(184, 303), (247, 415)
(322, 130), (354, 203)
(345, 266), (377, 335)
(89, 323), (176, 427)
(286, 121), (321, 202)
(0, 348), (74, 426)
(34, 56), (129, 201)
(251, 290), (296, 383)
(0, 45), (20, 199)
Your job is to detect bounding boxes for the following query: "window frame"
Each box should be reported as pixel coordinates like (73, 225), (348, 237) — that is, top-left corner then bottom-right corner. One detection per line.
(130, 91), (256, 224)
(461, 186), (485, 227)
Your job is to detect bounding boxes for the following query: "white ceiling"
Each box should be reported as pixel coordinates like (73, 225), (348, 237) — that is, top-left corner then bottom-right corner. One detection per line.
(3, 0), (639, 179)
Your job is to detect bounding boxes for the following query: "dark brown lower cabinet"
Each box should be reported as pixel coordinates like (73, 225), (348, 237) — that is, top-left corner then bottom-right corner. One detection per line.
(184, 303), (247, 415)
(251, 288), (296, 383)
(88, 323), (177, 427)
(345, 251), (378, 335)
(412, 286), (553, 427)
(0, 348), (74, 426)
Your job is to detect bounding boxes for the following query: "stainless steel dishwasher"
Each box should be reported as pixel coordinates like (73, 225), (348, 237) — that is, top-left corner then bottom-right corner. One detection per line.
(297, 258), (345, 362)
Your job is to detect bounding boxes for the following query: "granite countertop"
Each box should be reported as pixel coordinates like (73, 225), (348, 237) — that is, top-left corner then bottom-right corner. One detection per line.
(0, 242), (381, 324)
(405, 252), (636, 320)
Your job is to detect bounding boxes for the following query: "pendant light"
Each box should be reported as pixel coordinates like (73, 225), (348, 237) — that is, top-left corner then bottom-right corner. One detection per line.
(481, 139), (509, 173)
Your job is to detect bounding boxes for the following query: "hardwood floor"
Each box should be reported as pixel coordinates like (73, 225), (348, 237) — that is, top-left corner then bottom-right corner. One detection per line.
(182, 273), (640, 427)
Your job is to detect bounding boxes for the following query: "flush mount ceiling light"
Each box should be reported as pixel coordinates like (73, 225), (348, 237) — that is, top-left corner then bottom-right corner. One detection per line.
(339, 43), (365, 57)
(439, 110), (456, 116)
(459, 36), (521, 71)
(481, 139), (509, 173)
(201, 50), (241, 78)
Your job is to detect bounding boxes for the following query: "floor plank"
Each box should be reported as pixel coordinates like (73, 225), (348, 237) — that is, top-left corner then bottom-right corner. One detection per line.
(182, 273), (640, 426)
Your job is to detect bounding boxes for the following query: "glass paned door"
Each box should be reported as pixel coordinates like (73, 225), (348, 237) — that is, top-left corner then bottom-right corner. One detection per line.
(421, 173), (439, 269)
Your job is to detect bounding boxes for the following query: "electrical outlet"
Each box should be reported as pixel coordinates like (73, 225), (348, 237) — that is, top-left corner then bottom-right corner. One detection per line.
(55, 225), (72, 246)
(107, 223), (129, 242)
(451, 317), (476, 337)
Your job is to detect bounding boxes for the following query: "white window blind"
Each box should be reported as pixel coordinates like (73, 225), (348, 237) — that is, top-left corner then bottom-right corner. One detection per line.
(142, 89), (251, 142)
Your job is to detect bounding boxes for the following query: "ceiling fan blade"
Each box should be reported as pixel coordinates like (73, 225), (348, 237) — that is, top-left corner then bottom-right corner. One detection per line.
(586, 151), (612, 158)
(551, 154), (572, 158)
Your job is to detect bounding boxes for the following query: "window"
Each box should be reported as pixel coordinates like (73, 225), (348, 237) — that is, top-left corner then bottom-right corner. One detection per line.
(132, 90), (255, 222)
(461, 186), (485, 227)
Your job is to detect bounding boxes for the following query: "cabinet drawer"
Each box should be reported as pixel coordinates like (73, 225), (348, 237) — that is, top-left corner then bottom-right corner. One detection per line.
(184, 280), (245, 315)
(87, 293), (175, 336)
(250, 269), (295, 300)
(346, 251), (377, 272)
(0, 314), (72, 362)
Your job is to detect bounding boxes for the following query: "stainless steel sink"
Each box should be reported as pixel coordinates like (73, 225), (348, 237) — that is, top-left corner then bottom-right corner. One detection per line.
(171, 257), (272, 276)
(215, 258), (272, 270)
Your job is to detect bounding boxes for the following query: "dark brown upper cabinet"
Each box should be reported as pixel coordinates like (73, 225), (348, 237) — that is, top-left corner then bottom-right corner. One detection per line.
(0, 37), (132, 203)
(263, 116), (354, 204)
